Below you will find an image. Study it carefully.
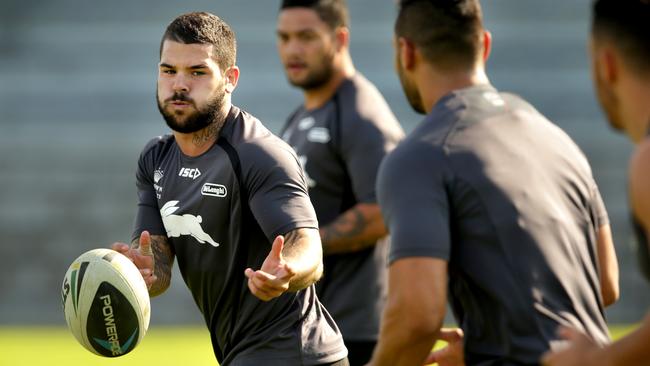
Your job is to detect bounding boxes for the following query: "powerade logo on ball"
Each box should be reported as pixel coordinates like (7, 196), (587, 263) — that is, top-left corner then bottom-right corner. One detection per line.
(87, 282), (139, 357)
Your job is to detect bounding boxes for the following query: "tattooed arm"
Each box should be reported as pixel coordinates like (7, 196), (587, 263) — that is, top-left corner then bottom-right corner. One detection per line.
(245, 228), (323, 301)
(112, 230), (175, 298)
(320, 202), (387, 255)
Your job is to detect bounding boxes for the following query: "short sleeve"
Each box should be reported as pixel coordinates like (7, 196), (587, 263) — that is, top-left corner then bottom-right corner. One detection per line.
(377, 141), (452, 264)
(339, 114), (403, 204)
(241, 139), (319, 241)
(132, 139), (167, 241)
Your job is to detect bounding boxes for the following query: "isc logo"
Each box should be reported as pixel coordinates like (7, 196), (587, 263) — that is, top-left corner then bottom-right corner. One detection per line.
(179, 168), (201, 180)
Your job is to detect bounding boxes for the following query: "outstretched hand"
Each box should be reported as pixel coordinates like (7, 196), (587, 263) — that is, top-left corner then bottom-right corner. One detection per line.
(424, 328), (465, 366)
(244, 235), (296, 301)
(112, 231), (157, 290)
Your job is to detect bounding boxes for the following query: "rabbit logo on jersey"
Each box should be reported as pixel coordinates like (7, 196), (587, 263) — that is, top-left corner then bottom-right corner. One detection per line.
(160, 200), (219, 247)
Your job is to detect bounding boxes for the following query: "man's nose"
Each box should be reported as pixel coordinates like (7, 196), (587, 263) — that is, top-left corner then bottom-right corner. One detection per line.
(172, 74), (189, 93)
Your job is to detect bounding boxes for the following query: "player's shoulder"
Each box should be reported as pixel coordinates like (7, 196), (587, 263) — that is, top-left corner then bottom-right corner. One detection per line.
(138, 134), (175, 160)
(338, 73), (400, 126)
(224, 107), (298, 168)
(381, 135), (448, 179)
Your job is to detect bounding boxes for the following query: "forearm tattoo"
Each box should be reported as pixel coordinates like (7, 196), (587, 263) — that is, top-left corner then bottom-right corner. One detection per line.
(321, 207), (366, 246)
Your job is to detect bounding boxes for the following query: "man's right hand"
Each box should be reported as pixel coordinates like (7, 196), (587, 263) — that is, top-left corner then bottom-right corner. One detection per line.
(424, 328), (465, 366)
(112, 230), (157, 290)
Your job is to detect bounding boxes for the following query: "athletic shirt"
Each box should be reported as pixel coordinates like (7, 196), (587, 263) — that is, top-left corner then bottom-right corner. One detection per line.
(377, 85), (611, 364)
(133, 106), (347, 365)
(281, 74), (404, 341)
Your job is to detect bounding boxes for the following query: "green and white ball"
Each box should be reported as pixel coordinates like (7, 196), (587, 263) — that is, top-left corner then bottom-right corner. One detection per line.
(61, 248), (150, 357)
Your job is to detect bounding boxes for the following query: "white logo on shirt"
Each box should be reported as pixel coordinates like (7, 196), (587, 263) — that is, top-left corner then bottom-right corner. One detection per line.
(179, 167), (201, 180)
(154, 169), (164, 199)
(154, 169), (164, 183)
(483, 91), (505, 107)
(201, 183), (227, 197)
(298, 116), (315, 130)
(298, 155), (316, 188)
(307, 127), (330, 143)
(160, 200), (219, 247)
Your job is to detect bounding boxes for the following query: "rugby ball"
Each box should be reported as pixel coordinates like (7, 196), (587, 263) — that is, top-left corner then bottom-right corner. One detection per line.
(61, 248), (151, 357)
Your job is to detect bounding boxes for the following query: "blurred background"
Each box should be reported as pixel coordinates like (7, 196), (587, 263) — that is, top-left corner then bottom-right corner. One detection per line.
(0, 0), (645, 329)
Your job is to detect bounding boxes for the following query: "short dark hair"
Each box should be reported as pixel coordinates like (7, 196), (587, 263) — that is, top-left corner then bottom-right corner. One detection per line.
(280, 0), (349, 29)
(592, 0), (650, 74)
(395, 0), (483, 70)
(160, 12), (237, 71)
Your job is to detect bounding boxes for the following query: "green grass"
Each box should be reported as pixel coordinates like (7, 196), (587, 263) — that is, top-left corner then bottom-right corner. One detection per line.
(0, 325), (638, 366)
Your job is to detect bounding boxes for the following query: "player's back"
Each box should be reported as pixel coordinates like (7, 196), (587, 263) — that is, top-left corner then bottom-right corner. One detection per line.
(382, 84), (610, 364)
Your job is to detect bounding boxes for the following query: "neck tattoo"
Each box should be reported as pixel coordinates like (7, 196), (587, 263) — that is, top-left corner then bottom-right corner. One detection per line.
(192, 116), (225, 147)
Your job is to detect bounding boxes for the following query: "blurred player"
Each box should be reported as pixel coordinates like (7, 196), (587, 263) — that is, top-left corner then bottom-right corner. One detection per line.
(276, 1), (404, 364)
(542, 0), (650, 364)
(111, 12), (349, 366)
(368, 1), (619, 365)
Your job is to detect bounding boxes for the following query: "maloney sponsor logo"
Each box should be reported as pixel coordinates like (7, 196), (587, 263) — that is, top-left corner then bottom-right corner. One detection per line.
(201, 183), (227, 198)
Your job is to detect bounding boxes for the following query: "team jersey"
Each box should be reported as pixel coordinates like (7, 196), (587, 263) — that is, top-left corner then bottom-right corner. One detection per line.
(133, 106), (347, 365)
(377, 85), (611, 365)
(281, 73), (404, 341)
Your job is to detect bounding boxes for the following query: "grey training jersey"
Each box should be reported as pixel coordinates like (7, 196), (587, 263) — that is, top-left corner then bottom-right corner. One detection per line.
(281, 74), (404, 341)
(133, 106), (347, 365)
(377, 85), (610, 365)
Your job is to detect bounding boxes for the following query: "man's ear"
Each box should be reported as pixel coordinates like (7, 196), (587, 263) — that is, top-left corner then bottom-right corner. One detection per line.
(600, 47), (619, 86)
(591, 37), (619, 87)
(398, 37), (416, 71)
(334, 26), (350, 52)
(481, 30), (492, 63)
(224, 66), (240, 93)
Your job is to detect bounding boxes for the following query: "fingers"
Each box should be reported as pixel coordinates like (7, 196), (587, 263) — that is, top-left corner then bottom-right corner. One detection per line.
(438, 327), (464, 343)
(244, 268), (290, 301)
(110, 233), (156, 290)
(270, 235), (285, 261)
(111, 242), (130, 254)
(140, 268), (158, 290)
(139, 231), (153, 256)
(423, 349), (443, 364)
(423, 328), (465, 366)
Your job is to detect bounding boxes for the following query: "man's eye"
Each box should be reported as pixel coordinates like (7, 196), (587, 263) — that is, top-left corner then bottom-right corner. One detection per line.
(299, 33), (316, 41)
(192, 71), (205, 76)
(162, 69), (175, 74)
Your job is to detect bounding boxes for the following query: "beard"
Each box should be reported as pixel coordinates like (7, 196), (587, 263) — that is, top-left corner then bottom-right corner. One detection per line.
(157, 88), (225, 134)
(286, 50), (336, 91)
(396, 55), (426, 115)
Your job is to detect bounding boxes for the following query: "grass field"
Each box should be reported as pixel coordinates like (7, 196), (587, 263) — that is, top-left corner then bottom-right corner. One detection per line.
(0, 325), (637, 366)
